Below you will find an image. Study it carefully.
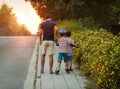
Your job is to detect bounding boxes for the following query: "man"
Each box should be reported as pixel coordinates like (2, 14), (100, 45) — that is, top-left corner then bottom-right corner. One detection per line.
(39, 14), (59, 74)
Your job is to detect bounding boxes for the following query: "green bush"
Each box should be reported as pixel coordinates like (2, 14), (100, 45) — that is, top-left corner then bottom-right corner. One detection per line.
(73, 29), (120, 89)
(58, 19), (83, 31)
(58, 18), (96, 32)
(58, 20), (120, 89)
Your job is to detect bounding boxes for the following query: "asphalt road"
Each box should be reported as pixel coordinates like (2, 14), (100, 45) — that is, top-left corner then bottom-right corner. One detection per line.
(0, 36), (37, 89)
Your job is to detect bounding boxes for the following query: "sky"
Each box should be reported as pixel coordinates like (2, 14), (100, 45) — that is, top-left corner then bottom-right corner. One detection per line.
(0, 0), (41, 34)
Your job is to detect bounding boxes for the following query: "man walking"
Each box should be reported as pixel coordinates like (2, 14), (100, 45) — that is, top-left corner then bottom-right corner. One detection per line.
(39, 14), (59, 74)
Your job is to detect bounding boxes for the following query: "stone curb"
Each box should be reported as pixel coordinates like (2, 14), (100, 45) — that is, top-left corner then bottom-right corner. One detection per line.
(23, 37), (39, 89)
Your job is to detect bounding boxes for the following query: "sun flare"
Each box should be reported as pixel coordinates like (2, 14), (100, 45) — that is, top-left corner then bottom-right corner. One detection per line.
(14, 9), (41, 34)
(15, 12), (27, 24)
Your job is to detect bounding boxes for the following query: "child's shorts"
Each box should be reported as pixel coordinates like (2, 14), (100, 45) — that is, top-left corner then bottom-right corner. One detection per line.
(67, 56), (73, 61)
(58, 53), (67, 62)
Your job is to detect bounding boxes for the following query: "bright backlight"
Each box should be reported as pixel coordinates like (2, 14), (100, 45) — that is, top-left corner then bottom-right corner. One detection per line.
(14, 9), (41, 34)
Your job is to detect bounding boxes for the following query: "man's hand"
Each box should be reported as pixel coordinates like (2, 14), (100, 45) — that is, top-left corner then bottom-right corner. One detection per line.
(39, 40), (42, 45)
(39, 29), (43, 45)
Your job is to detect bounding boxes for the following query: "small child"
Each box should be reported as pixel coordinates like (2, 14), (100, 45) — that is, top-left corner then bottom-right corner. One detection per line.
(55, 29), (69, 75)
(66, 31), (78, 71)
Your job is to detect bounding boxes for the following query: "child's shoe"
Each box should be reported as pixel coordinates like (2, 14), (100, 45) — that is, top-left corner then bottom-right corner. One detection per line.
(55, 70), (60, 75)
(65, 68), (70, 73)
(69, 68), (73, 71)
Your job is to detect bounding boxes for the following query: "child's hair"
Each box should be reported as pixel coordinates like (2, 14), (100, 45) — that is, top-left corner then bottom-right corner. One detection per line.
(66, 31), (71, 37)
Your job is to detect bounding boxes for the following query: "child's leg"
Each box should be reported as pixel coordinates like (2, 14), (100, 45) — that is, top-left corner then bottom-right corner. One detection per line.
(68, 56), (73, 71)
(55, 61), (61, 75)
(55, 53), (62, 75)
(65, 61), (70, 73)
(69, 61), (73, 71)
(57, 61), (61, 70)
(64, 53), (70, 73)
(64, 60), (69, 69)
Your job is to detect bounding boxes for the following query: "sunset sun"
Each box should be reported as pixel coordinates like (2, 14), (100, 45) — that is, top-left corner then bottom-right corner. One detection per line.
(14, 9), (41, 34)
(15, 12), (27, 24)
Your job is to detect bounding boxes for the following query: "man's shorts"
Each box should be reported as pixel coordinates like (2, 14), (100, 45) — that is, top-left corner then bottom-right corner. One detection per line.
(67, 56), (73, 61)
(41, 41), (55, 55)
(57, 53), (67, 62)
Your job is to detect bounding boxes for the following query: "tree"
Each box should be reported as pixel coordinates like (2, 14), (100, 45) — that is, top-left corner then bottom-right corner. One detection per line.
(19, 24), (31, 35)
(0, 3), (12, 25)
(26, 0), (120, 26)
(0, 3), (31, 36)
(0, 4), (15, 35)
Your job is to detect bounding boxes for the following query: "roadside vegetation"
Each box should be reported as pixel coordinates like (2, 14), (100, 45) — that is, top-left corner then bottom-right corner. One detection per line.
(0, 4), (31, 36)
(58, 19), (120, 89)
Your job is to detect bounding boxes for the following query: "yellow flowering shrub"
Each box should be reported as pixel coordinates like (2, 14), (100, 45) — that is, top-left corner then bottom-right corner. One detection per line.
(73, 29), (120, 89)
(58, 20), (120, 89)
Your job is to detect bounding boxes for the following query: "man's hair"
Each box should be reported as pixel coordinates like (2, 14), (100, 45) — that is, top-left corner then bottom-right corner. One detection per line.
(45, 13), (51, 19)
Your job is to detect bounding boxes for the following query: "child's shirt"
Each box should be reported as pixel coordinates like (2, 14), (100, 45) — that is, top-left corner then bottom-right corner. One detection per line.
(66, 37), (75, 56)
(57, 37), (68, 53)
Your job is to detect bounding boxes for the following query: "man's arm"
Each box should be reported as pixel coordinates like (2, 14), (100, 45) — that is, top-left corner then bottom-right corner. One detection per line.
(54, 25), (59, 40)
(39, 29), (43, 45)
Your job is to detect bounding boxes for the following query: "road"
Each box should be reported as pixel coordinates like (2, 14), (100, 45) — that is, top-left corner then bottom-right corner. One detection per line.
(0, 36), (37, 89)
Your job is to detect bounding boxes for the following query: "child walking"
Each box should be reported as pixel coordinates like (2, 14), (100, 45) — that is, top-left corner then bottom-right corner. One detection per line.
(66, 31), (78, 71)
(55, 29), (69, 75)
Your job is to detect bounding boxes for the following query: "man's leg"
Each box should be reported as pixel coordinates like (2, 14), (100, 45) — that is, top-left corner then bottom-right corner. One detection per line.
(41, 54), (45, 73)
(48, 41), (55, 74)
(49, 54), (54, 73)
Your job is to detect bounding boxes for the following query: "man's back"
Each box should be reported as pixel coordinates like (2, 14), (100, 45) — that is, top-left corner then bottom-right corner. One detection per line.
(41, 20), (56, 41)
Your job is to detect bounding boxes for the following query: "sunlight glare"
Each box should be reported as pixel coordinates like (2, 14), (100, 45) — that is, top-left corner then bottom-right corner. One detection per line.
(15, 11), (27, 24)
(14, 9), (41, 34)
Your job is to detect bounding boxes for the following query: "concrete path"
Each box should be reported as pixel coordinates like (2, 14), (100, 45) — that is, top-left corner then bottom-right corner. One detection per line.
(24, 37), (87, 89)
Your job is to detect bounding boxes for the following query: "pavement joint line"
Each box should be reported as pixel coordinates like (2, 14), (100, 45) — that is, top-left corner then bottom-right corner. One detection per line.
(62, 71), (70, 89)
(23, 37), (39, 89)
(72, 70), (83, 88)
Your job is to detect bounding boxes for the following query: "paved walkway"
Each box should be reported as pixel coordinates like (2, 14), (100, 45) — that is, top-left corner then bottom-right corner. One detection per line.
(24, 37), (87, 89)
(35, 37), (87, 89)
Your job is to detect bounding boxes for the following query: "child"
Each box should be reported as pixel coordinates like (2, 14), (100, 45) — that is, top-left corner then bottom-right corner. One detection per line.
(55, 29), (69, 75)
(66, 31), (78, 71)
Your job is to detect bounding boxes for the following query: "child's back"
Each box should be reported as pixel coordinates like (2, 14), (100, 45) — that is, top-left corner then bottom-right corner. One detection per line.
(57, 37), (68, 53)
(55, 29), (70, 75)
(66, 37), (74, 56)
(66, 31), (77, 71)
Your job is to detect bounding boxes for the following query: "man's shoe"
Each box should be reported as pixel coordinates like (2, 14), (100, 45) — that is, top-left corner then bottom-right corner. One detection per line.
(55, 70), (60, 75)
(40, 69), (44, 74)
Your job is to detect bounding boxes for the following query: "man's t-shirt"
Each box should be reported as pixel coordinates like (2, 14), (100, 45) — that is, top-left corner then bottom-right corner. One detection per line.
(41, 20), (56, 41)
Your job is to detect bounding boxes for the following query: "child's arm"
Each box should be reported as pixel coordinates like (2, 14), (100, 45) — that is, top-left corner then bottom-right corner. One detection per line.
(69, 43), (79, 48)
(69, 40), (79, 48)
